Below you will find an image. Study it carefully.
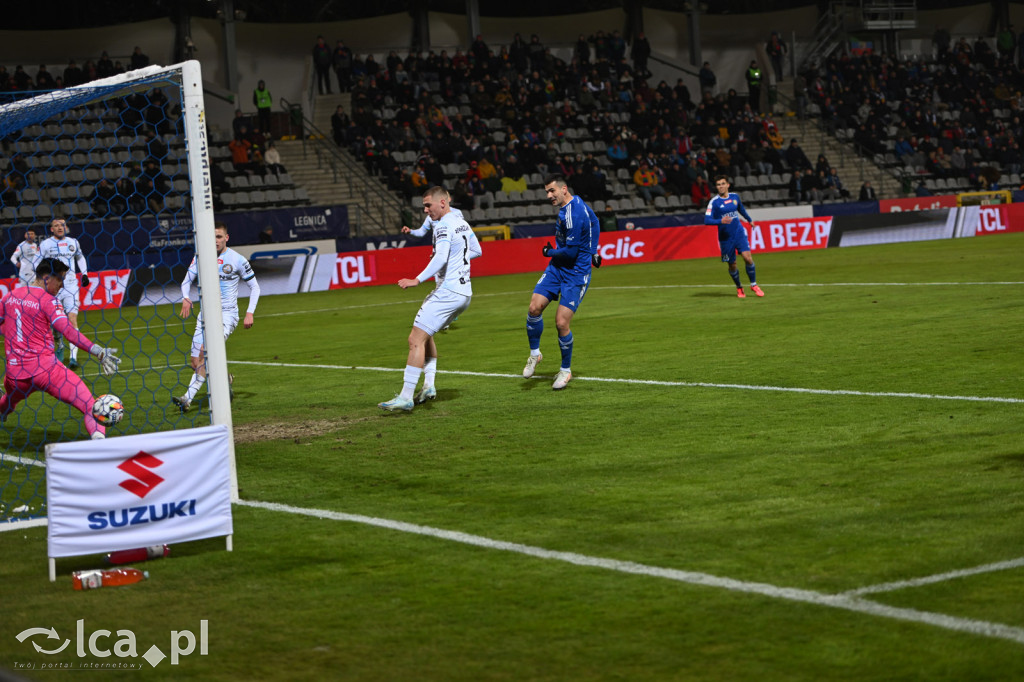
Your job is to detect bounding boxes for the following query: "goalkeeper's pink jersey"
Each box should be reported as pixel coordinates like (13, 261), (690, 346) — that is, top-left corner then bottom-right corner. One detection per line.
(0, 286), (93, 379)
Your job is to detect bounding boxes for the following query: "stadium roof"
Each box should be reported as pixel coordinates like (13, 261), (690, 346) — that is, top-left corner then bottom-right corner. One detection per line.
(6, 0), (979, 29)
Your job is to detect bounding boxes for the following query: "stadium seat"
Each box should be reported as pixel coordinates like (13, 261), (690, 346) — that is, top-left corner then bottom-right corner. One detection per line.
(293, 187), (309, 203)
(248, 174), (264, 189)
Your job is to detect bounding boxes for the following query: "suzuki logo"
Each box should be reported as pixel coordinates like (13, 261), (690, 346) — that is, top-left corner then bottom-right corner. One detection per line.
(117, 452), (165, 499)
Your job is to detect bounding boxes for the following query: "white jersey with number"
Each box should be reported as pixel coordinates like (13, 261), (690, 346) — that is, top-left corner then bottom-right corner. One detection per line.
(10, 241), (40, 285)
(181, 247), (258, 316)
(39, 235), (87, 287)
(422, 211), (481, 297)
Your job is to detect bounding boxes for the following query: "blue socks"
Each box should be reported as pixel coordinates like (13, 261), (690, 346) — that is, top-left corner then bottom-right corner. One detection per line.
(558, 332), (573, 370)
(529, 314), (574, 370)
(745, 263), (757, 286)
(730, 269), (742, 288)
(527, 315), (543, 350)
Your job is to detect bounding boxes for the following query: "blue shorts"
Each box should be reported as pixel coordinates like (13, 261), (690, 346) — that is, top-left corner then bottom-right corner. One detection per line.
(719, 224), (751, 263)
(532, 264), (591, 313)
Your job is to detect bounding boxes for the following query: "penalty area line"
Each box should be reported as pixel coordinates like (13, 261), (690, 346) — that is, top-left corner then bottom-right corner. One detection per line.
(227, 360), (1024, 405)
(839, 556), (1024, 597)
(237, 498), (1024, 646)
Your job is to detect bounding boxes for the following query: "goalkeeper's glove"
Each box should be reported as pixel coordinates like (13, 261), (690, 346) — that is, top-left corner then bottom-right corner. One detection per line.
(89, 345), (122, 376)
(542, 242), (553, 257)
(80, 274), (89, 287)
(591, 253), (603, 268)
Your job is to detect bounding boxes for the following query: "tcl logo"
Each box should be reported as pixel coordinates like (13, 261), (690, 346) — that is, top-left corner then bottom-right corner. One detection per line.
(117, 452), (165, 499)
(331, 255), (375, 287)
(978, 207), (1007, 233)
(598, 235), (645, 261)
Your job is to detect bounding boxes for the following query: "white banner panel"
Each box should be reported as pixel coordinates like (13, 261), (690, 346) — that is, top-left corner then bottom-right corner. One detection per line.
(46, 425), (233, 558)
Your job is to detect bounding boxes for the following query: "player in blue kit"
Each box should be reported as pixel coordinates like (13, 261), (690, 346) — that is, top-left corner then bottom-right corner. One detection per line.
(523, 174), (601, 390)
(704, 175), (764, 298)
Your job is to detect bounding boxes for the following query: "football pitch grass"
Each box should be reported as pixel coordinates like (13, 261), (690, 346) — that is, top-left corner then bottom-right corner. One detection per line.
(1, 233), (1023, 680)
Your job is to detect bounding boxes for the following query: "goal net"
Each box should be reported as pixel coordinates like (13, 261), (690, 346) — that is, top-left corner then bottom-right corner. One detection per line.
(0, 61), (234, 525)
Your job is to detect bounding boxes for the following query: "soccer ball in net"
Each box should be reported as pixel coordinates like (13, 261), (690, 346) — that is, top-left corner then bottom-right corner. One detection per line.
(92, 394), (125, 427)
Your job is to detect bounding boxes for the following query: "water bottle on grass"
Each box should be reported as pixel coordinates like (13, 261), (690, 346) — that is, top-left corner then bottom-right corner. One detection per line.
(105, 544), (170, 565)
(72, 568), (148, 590)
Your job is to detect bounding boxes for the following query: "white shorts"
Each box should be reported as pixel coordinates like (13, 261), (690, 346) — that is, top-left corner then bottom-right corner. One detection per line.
(191, 311), (239, 358)
(413, 288), (470, 336)
(57, 284), (80, 315)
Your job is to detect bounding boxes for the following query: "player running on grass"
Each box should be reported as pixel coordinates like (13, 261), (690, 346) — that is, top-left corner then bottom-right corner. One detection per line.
(173, 222), (261, 412)
(704, 175), (764, 298)
(522, 174), (601, 390)
(10, 228), (40, 289)
(379, 186), (482, 412)
(0, 258), (121, 439)
(38, 219), (90, 368)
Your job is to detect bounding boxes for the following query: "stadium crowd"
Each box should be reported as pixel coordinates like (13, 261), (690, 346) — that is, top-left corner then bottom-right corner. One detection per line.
(802, 28), (1024, 192)
(324, 31), (836, 212)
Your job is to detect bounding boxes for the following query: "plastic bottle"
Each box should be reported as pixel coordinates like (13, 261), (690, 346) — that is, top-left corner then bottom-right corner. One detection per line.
(105, 544), (170, 565)
(72, 568), (149, 590)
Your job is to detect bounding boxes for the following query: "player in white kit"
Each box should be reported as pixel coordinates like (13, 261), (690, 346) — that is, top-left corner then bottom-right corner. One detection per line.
(173, 222), (261, 412)
(10, 228), (40, 288)
(38, 219), (89, 369)
(380, 186), (482, 412)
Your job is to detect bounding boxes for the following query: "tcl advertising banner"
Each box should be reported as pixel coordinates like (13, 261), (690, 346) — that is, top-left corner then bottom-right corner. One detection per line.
(325, 220), (833, 289)
(0, 269), (130, 310)
(965, 204), (1024, 237)
(46, 424), (233, 558)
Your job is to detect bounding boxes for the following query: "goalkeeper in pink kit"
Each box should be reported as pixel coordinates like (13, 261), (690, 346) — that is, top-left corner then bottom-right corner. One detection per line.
(0, 258), (121, 439)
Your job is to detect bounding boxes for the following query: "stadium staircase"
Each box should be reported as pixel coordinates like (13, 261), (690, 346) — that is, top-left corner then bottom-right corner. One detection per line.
(272, 92), (406, 237)
(773, 107), (903, 200)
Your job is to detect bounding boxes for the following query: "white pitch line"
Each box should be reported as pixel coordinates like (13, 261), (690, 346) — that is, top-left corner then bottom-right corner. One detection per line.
(237, 498), (1024, 646)
(0, 453), (45, 468)
(226, 360), (1024, 405)
(840, 557), (1024, 597)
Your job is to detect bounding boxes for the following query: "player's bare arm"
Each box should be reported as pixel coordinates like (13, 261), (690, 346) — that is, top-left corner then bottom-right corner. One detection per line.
(179, 298), (192, 318)
(398, 278), (420, 289)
